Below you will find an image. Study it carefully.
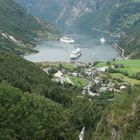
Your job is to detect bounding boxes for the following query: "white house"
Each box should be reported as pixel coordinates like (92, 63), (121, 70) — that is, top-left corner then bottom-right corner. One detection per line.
(97, 66), (109, 72)
(120, 85), (127, 91)
(54, 71), (63, 78)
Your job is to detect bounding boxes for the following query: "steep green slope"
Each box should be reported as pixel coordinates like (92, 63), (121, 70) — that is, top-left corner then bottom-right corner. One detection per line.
(0, 33), (36, 55)
(89, 0), (140, 58)
(0, 52), (80, 106)
(0, 82), (114, 140)
(0, 0), (40, 42)
(92, 86), (140, 140)
(87, 0), (140, 31)
(0, 84), (65, 140)
(0, 52), (80, 139)
(118, 20), (140, 58)
(0, 52), (114, 139)
(0, 0), (58, 55)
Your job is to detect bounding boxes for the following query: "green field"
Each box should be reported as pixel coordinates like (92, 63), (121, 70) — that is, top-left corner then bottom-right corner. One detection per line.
(114, 60), (140, 76)
(96, 59), (140, 84)
(69, 76), (88, 87)
(111, 73), (140, 85)
(96, 59), (140, 76)
(62, 63), (76, 70)
(95, 62), (107, 67)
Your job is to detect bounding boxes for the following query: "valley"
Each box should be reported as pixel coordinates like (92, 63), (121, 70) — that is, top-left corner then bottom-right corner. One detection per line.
(24, 34), (118, 63)
(37, 60), (140, 91)
(16, 0), (140, 58)
(0, 0), (140, 140)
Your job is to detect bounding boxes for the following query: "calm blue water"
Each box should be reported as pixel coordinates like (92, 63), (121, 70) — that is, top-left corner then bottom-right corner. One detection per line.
(24, 34), (119, 63)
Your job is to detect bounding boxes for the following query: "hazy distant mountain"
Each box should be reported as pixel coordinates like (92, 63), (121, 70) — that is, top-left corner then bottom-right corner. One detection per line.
(16, 0), (105, 32)
(15, 0), (140, 33)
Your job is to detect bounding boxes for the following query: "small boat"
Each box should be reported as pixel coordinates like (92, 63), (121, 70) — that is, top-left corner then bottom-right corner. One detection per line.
(60, 36), (75, 44)
(70, 48), (82, 59)
(100, 37), (106, 44)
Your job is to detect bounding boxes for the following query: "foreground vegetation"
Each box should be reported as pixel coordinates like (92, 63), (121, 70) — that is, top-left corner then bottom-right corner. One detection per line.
(92, 85), (140, 140)
(0, 51), (140, 139)
(0, 52), (114, 139)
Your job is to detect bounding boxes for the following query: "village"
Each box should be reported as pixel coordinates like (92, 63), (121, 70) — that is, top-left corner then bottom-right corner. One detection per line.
(37, 60), (136, 97)
(37, 60), (140, 140)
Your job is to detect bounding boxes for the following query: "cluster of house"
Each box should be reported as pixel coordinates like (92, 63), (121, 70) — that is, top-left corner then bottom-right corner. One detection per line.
(83, 65), (128, 95)
(42, 63), (128, 97)
(53, 71), (74, 85)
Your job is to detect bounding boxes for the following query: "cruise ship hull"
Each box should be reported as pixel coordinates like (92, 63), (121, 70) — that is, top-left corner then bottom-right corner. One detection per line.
(70, 53), (81, 59)
(70, 48), (82, 59)
(60, 36), (75, 44)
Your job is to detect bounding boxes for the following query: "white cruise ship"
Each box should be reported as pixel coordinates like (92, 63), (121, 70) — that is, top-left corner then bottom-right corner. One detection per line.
(100, 38), (106, 44)
(70, 48), (82, 59)
(60, 36), (75, 44)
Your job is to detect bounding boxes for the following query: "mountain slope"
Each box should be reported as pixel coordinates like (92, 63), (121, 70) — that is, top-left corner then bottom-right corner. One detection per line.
(16, 0), (140, 58)
(0, 51), (81, 106)
(118, 20), (140, 58)
(0, 83), (65, 140)
(0, 0), (40, 42)
(15, 0), (140, 34)
(0, 0), (58, 55)
(0, 51), (110, 140)
(16, 0), (104, 32)
(89, 0), (140, 58)
(92, 86), (140, 140)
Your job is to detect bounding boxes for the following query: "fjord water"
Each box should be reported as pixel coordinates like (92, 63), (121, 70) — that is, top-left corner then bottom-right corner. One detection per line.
(24, 34), (118, 63)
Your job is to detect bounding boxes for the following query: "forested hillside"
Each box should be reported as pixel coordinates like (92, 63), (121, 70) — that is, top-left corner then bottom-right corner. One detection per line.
(1, 51), (140, 140)
(118, 20), (140, 58)
(92, 86), (140, 140)
(0, 52), (80, 106)
(88, 0), (140, 58)
(0, 51), (114, 139)
(0, 0), (58, 55)
(0, 83), (65, 140)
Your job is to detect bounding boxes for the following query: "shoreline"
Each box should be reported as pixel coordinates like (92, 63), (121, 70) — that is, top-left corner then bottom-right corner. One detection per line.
(21, 50), (39, 57)
(112, 43), (129, 60)
(21, 36), (60, 57)
(22, 37), (126, 64)
(36, 61), (87, 67)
